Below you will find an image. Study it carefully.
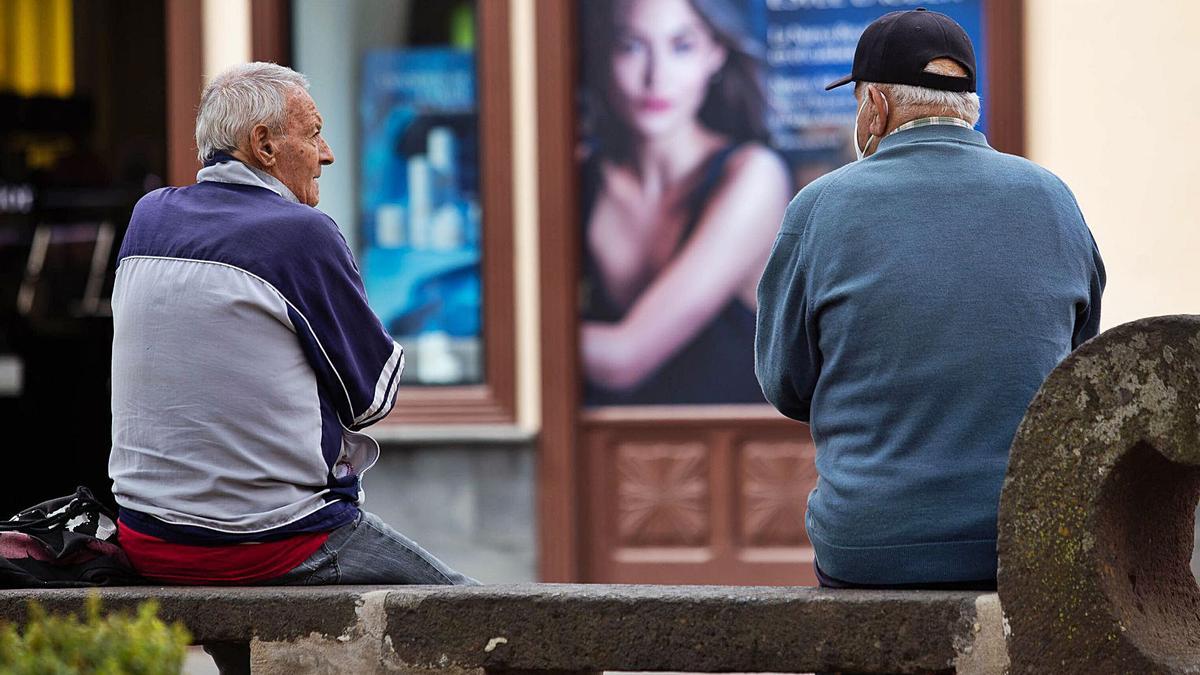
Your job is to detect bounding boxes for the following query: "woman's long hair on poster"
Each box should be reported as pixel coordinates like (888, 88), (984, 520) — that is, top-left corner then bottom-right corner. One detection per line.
(581, 0), (770, 165)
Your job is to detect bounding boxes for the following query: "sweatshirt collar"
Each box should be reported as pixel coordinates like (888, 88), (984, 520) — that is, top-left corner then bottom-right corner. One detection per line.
(876, 122), (991, 153)
(196, 152), (300, 203)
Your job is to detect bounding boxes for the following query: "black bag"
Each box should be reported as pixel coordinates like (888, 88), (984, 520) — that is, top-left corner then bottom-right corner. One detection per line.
(0, 486), (144, 588)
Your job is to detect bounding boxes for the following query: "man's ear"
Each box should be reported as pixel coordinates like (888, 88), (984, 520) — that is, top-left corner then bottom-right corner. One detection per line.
(867, 85), (890, 137)
(248, 124), (275, 168)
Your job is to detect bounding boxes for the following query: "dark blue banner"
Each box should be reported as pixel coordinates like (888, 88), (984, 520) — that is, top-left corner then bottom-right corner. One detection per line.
(753, 0), (986, 169)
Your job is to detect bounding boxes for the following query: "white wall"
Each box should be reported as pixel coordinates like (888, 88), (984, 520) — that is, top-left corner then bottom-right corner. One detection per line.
(1025, 0), (1200, 328)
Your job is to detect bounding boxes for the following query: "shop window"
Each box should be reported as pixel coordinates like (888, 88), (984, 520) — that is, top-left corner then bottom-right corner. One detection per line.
(288, 0), (515, 423)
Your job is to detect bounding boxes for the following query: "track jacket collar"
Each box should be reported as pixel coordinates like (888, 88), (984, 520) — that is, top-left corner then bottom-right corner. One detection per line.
(197, 152), (299, 203)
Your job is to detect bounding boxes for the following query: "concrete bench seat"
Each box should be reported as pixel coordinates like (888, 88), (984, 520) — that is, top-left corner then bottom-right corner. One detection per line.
(0, 584), (1005, 674)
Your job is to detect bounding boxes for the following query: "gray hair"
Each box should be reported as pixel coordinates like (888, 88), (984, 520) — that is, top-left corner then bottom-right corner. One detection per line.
(860, 59), (981, 127)
(194, 62), (310, 163)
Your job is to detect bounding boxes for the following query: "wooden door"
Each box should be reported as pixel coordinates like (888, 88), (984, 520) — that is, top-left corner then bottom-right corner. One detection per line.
(581, 410), (817, 584)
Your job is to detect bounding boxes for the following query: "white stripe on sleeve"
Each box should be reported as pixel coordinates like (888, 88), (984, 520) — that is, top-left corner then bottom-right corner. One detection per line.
(354, 341), (405, 425)
(359, 349), (404, 427)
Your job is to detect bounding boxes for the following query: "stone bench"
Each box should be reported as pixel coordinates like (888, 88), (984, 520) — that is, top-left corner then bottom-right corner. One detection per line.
(2, 315), (1197, 674)
(0, 584), (1005, 673)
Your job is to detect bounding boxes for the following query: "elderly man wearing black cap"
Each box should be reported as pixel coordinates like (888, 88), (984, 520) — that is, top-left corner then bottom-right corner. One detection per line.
(756, 8), (1105, 589)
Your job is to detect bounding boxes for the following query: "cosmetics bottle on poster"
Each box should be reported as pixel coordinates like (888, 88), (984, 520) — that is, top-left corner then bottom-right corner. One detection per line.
(407, 154), (432, 250)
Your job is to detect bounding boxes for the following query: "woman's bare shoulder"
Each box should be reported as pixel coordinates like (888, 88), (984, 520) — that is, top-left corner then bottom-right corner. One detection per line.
(725, 142), (790, 185)
(596, 159), (641, 204)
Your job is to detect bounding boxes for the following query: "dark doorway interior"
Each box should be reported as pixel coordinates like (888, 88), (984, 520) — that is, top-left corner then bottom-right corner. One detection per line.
(0, 0), (166, 514)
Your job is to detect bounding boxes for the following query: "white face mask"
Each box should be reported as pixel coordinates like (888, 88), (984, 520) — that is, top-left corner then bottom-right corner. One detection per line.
(853, 93), (883, 160)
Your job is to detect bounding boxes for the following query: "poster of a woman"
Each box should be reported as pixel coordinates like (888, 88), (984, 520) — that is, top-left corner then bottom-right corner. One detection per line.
(578, 0), (792, 406)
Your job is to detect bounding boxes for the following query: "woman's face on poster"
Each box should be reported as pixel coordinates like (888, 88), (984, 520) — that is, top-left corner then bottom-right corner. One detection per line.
(609, 0), (728, 140)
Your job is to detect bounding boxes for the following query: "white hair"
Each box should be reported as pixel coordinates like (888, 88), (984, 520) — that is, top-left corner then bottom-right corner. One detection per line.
(859, 59), (981, 127)
(194, 62), (310, 163)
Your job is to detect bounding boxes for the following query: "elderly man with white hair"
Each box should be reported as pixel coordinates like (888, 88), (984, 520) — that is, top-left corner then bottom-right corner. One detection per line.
(108, 62), (474, 590)
(756, 9), (1105, 589)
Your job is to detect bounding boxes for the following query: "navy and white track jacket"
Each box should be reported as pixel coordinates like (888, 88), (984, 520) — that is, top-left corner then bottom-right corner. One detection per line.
(109, 156), (404, 544)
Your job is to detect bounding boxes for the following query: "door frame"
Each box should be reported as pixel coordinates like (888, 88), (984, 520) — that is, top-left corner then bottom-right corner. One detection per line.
(535, 0), (583, 582)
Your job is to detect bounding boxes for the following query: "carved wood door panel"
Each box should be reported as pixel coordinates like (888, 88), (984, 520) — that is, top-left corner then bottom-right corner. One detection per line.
(580, 411), (817, 585)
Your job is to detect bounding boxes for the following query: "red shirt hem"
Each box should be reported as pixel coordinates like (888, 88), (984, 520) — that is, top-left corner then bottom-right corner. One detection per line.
(117, 521), (329, 585)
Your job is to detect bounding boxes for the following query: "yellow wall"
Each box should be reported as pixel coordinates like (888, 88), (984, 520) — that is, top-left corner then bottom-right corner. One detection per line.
(1025, 0), (1200, 328)
(511, 0), (542, 430)
(202, 0), (251, 81)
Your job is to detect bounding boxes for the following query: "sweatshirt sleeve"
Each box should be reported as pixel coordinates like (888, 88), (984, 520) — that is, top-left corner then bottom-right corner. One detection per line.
(275, 213), (405, 430)
(755, 188), (825, 423)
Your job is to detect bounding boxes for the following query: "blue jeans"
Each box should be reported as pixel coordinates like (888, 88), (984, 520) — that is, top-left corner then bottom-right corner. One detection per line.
(269, 510), (477, 585)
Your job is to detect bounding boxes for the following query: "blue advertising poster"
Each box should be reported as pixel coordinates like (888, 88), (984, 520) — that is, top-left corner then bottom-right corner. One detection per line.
(359, 49), (483, 385)
(756, 0), (986, 172)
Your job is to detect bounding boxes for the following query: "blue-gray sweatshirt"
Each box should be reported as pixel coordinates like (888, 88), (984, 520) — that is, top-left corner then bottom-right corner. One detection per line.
(755, 123), (1105, 585)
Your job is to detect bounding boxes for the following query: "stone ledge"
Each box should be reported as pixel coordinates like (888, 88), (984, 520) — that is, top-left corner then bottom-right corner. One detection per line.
(0, 586), (365, 643)
(0, 585), (1005, 674)
(382, 584), (1002, 674)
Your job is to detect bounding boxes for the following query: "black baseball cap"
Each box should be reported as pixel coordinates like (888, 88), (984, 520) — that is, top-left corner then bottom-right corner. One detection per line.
(825, 7), (976, 93)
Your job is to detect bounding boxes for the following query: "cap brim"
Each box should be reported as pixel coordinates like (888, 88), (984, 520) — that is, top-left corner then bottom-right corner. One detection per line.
(824, 74), (854, 90)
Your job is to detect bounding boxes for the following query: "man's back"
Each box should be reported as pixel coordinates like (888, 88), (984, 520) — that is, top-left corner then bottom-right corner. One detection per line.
(756, 123), (1105, 585)
(110, 175), (400, 540)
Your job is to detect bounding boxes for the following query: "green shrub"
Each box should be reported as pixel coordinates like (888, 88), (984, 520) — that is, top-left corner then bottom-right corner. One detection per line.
(0, 594), (190, 674)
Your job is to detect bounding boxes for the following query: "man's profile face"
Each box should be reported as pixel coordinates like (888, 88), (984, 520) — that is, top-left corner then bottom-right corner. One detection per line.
(272, 88), (334, 206)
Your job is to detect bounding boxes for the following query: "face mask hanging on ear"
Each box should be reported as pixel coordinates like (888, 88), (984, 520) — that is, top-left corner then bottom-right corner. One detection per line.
(853, 92), (884, 161)
(853, 96), (869, 161)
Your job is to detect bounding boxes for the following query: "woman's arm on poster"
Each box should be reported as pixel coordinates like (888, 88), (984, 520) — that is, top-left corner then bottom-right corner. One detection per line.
(582, 145), (791, 391)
